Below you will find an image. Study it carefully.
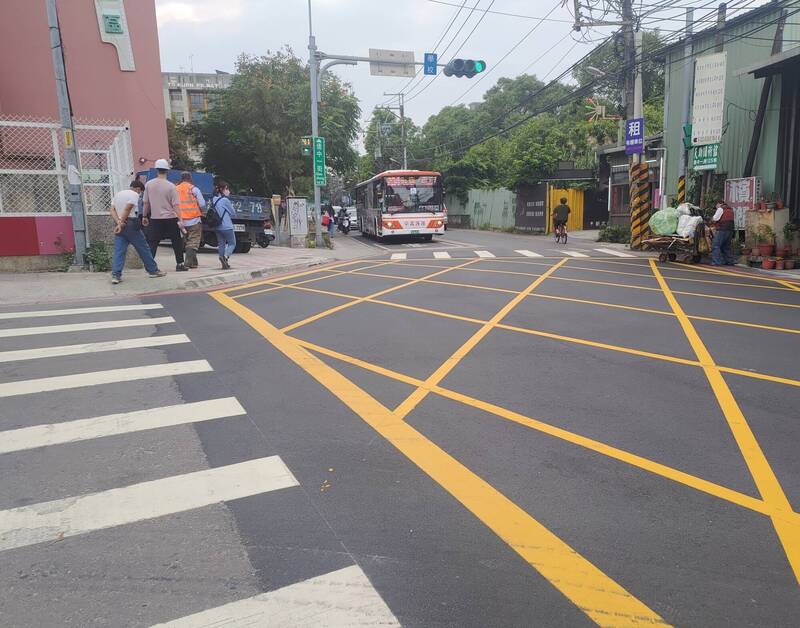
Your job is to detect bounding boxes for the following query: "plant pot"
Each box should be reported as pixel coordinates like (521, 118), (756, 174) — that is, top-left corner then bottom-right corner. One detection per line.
(785, 259), (796, 269)
(762, 258), (776, 269)
(741, 247), (751, 256)
(777, 246), (791, 258)
(760, 244), (775, 256)
(776, 260), (785, 270)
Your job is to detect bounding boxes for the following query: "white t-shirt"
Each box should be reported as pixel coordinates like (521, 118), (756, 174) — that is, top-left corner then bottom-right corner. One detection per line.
(113, 189), (141, 218)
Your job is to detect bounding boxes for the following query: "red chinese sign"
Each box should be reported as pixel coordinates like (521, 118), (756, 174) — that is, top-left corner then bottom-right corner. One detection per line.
(724, 177), (761, 230)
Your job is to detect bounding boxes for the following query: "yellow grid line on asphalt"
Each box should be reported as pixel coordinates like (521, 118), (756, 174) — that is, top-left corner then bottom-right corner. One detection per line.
(650, 259), (800, 585)
(667, 260), (800, 287)
(209, 288), (670, 626)
(392, 259), (568, 420)
(290, 336), (799, 525)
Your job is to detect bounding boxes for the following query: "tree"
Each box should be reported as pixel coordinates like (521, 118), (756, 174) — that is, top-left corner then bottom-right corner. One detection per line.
(166, 118), (196, 171)
(363, 108), (420, 174)
(197, 49), (360, 197)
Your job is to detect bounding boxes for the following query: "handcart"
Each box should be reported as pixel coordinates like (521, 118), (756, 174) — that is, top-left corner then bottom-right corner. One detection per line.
(642, 222), (706, 264)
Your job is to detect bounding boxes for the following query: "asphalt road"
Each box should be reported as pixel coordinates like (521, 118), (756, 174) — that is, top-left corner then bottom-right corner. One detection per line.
(2, 230), (800, 627)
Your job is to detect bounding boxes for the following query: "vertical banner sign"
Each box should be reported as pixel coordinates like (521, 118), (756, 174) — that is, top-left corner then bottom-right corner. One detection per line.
(725, 177), (761, 231)
(424, 52), (438, 75)
(625, 118), (644, 155)
(313, 136), (326, 186)
(286, 197), (308, 237)
(691, 52), (727, 146)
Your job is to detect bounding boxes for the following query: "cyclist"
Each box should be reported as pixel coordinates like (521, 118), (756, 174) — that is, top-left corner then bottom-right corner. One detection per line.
(553, 197), (571, 240)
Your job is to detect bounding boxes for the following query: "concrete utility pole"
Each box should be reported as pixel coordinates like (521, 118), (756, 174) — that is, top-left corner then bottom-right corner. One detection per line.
(381, 92), (408, 169)
(678, 8), (694, 203)
(46, 0), (87, 265)
(308, 0), (324, 248)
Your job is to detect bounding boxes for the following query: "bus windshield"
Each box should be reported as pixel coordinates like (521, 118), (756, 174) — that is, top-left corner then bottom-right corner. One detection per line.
(382, 175), (442, 214)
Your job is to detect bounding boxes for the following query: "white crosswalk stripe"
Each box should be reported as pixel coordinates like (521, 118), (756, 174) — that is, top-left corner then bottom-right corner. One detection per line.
(594, 247), (635, 258)
(0, 398), (245, 454)
(562, 251), (590, 258)
(515, 250), (543, 258)
(0, 316), (175, 339)
(390, 252), (406, 260)
(433, 251), (452, 259)
(0, 360), (212, 398)
(0, 456), (298, 552)
(0, 334), (190, 363)
(474, 250), (496, 258)
(0, 303), (163, 321)
(151, 565), (399, 628)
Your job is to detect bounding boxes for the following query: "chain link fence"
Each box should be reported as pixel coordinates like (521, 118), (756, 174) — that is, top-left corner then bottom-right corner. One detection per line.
(0, 115), (132, 216)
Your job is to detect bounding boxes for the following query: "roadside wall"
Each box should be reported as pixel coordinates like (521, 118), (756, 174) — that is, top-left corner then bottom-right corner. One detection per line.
(445, 188), (516, 230)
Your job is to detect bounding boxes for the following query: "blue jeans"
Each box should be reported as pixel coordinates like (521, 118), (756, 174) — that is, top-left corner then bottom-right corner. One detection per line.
(112, 220), (159, 277)
(217, 229), (236, 258)
(712, 229), (736, 265)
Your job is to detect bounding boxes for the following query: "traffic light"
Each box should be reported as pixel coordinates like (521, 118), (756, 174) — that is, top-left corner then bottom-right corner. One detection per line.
(443, 59), (486, 78)
(300, 136), (312, 156)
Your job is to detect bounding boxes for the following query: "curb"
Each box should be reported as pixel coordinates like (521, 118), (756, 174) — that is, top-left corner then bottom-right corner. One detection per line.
(179, 258), (331, 290)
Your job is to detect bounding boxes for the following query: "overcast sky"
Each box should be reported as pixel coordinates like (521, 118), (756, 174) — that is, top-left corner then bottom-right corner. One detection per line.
(154, 0), (762, 144)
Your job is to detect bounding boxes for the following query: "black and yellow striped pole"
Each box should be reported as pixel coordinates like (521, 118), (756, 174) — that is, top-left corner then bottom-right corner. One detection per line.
(677, 175), (686, 204)
(629, 162), (651, 250)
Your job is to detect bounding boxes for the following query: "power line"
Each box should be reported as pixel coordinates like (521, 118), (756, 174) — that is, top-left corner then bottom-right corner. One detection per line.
(426, 0), (575, 22)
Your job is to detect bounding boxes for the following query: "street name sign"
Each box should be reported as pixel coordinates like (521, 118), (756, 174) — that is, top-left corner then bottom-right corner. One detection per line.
(313, 136), (326, 186)
(692, 143), (719, 171)
(369, 49), (415, 78)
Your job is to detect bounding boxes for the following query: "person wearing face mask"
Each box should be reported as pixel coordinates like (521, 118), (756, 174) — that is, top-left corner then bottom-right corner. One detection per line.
(210, 180), (236, 269)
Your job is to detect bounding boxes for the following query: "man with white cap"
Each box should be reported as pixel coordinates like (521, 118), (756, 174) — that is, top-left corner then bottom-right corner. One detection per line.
(142, 158), (188, 271)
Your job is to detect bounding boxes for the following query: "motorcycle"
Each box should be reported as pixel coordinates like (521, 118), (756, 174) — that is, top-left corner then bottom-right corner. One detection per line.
(337, 215), (351, 235)
(256, 220), (276, 248)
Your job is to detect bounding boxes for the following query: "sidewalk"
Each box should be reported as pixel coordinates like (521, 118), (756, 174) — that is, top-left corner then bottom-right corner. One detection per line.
(0, 235), (377, 306)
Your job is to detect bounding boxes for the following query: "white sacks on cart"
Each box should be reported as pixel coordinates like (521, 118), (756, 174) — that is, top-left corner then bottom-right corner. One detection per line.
(676, 214), (703, 238)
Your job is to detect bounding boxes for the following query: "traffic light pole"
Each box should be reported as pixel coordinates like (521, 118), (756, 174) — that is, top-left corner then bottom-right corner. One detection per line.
(308, 1), (325, 249)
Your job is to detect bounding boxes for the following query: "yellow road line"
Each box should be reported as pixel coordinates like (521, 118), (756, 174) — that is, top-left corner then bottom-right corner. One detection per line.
(293, 337), (798, 524)
(672, 289), (800, 309)
(393, 259), (569, 420)
(778, 280), (800, 292)
(668, 260), (800, 287)
(220, 259), (365, 295)
(210, 291), (669, 626)
(265, 278), (800, 389)
(280, 259), (479, 333)
(650, 259), (800, 584)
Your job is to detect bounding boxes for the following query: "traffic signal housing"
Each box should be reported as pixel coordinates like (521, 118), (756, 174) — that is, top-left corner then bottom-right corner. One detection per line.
(443, 59), (486, 78)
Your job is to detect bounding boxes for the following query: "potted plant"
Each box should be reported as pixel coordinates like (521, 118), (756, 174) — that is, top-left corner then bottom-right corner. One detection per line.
(765, 193), (776, 211)
(776, 196), (784, 210)
(785, 258), (796, 270)
(762, 256), (776, 270)
(758, 224), (776, 256)
(775, 257), (785, 271)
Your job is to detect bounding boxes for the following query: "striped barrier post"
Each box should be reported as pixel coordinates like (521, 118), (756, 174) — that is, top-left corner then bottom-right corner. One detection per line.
(629, 162), (651, 250)
(677, 175), (686, 204)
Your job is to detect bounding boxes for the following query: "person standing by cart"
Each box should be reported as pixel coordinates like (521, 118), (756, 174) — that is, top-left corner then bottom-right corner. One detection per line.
(710, 202), (736, 266)
(176, 171), (206, 269)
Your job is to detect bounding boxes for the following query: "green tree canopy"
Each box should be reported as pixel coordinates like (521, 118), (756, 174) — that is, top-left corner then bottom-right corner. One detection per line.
(198, 49), (360, 197)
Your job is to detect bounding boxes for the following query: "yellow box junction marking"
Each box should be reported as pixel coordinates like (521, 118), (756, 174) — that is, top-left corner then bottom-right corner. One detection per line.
(649, 259), (800, 584)
(209, 289), (669, 627)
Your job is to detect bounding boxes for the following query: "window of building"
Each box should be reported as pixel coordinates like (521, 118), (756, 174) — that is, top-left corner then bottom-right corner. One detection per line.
(189, 92), (205, 110)
(170, 90), (183, 103)
(173, 112), (185, 124)
(191, 110), (204, 122)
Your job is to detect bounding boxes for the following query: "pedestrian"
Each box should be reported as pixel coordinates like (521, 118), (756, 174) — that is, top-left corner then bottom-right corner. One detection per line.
(142, 158), (188, 272)
(175, 171), (206, 268)
(210, 179), (236, 269)
(324, 204), (335, 236)
(108, 180), (166, 284)
(710, 202), (737, 266)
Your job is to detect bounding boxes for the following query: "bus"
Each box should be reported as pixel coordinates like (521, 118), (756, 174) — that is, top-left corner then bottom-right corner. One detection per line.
(355, 170), (446, 241)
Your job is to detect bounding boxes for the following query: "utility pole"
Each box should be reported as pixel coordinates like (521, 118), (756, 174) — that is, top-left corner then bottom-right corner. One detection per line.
(677, 8), (694, 204)
(381, 92), (408, 169)
(307, 0), (324, 248)
(622, 0), (636, 124)
(46, 0), (87, 266)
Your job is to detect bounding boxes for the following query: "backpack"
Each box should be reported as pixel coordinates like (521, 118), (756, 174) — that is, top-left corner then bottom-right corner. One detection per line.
(205, 197), (228, 229)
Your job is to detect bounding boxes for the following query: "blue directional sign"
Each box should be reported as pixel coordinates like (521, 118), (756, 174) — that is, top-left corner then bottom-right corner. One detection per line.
(625, 117), (644, 155)
(424, 52), (437, 76)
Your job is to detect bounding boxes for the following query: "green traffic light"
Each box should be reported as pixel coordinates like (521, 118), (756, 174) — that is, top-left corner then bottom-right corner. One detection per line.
(474, 60), (486, 73)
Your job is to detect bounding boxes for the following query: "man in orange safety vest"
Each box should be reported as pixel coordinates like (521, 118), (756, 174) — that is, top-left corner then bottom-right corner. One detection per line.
(176, 171), (206, 268)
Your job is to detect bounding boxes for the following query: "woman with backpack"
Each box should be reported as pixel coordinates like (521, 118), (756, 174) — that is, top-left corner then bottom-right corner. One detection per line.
(209, 180), (236, 269)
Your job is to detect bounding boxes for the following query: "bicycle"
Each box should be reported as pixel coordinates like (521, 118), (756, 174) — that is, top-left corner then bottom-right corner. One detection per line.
(554, 221), (568, 244)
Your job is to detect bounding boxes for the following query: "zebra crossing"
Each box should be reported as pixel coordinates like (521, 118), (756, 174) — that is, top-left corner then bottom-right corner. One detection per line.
(384, 247), (638, 261)
(0, 302), (397, 626)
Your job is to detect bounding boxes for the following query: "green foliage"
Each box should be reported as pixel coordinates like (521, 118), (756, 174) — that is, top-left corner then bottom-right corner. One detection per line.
(363, 108), (421, 174)
(597, 225), (631, 243)
(86, 241), (112, 272)
(198, 50), (360, 197)
(783, 222), (797, 241)
(166, 118), (196, 171)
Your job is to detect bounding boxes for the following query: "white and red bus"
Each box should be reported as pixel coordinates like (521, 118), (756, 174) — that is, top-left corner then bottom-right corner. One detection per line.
(355, 170), (446, 241)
